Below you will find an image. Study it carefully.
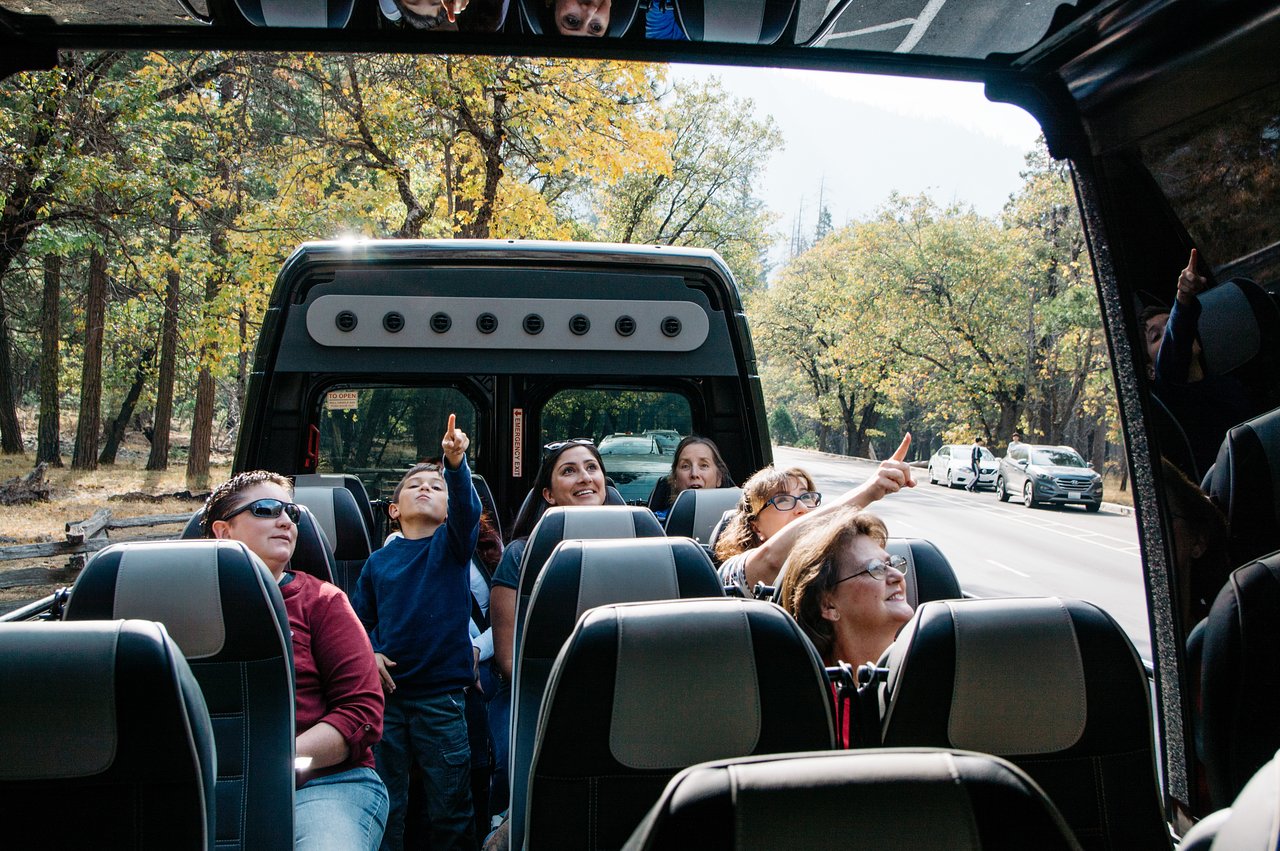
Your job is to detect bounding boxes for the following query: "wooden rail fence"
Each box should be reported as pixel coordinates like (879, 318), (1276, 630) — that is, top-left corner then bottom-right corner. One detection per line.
(0, 509), (192, 594)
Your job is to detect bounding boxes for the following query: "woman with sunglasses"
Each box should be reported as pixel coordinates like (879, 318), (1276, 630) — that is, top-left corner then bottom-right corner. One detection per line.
(778, 505), (913, 747)
(204, 471), (388, 851)
(714, 434), (916, 597)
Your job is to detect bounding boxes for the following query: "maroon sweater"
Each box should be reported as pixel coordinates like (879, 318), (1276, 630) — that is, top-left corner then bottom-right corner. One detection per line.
(281, 571), (384, 778)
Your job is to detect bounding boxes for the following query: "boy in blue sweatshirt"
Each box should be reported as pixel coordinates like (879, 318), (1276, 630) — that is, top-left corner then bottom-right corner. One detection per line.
(354, 414), (482, 851)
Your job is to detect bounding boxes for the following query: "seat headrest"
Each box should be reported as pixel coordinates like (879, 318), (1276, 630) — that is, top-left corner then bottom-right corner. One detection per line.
(885, 593), (1105, 752)
(233, 0), (356, 27)
(522, 537), (724, 659)
(294, 484), (372, 560)
(1206, 405), (1280, 564)
(627, 749), (1083, 851)
(0, 620), (208, 783)
(537, 598), (832, 775)
(1201, 748), (1280, 850)
(885, 538), (962, 608)
(1197, 278), (1280, 377)
(519, 505), (665, 596)
(664, 487), (744, 543)
(64, 540), (290, 664)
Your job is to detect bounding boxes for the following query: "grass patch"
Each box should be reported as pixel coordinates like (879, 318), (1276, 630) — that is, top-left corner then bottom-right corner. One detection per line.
(1103, 472), (1133, 507)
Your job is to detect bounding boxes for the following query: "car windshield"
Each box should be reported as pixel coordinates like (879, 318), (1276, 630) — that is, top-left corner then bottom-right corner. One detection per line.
(599, 437), (658, 455)
(1031, 449), (1086, 467)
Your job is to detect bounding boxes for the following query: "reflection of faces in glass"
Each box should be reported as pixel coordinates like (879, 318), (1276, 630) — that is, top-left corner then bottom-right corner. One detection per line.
(556, 0), (610, 36)
(1144, 312), (1168, 369)
(395, 0), (461, 28)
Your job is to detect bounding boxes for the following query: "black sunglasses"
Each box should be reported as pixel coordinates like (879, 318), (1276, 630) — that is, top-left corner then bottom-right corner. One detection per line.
(544, 437), (595, 452)
(223, 498), (302, 525)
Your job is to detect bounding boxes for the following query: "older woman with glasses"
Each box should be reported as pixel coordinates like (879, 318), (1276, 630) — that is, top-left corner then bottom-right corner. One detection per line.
(714, 434), (916, 597)
(204, 471), (388, 850)
(778, 505), (913, 747)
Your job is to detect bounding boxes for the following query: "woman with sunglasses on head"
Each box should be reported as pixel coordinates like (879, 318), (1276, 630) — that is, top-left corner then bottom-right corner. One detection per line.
(484, 437), (607, 826)
(778, 505), (913, 747)
(204, 471), (388, 851)
(714, 434), (916, 597)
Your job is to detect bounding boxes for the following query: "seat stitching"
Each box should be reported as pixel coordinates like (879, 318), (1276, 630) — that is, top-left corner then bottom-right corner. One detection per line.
(240, 662), (249, 847)
(1094, 754), (1108, 844)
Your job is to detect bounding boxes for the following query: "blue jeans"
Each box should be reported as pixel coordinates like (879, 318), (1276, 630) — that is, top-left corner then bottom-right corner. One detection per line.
(486, 680), (512, 819)
(378, 689), (474, 851)
(296, 766), (389, 851)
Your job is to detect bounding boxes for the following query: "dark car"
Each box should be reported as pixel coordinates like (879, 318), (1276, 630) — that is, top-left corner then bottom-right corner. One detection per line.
(997, 444), (1103, 511)
(598, 434), (671, 502)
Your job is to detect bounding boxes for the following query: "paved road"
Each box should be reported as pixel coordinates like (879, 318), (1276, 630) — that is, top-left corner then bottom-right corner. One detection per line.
(774, 447), (1151, 660)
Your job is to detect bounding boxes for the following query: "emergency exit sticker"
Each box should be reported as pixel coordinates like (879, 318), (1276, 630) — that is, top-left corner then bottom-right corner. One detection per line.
(513, 409), (524, 477)
(325, 390), (359, 411)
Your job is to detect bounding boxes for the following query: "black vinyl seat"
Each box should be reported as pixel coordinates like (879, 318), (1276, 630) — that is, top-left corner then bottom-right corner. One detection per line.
(1198, 551), (1280, 810)
(512, 505), (665, 657)
(879, 597), (1168, 851)
(64, 540), (296, 851)
(293, 472), (377, 543)
(508, 537), (726, 850)
(1179, 747), (1280, 850)
(663, 486), (743, 545)
(625, 748), (1083, 851)
(673, 0), (796, 44)
(1204, 406), (1280, 566)
(885, 538), (963, 606)
(183, 504), (338, 586)
(524, 598), (834, 849)
(292, 480), (373, 596)
(509, 483), (626, 539)
(0, 619), (217, 850)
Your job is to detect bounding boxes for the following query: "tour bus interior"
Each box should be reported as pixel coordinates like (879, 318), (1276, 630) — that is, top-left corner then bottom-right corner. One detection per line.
(1, 0), (1280, 848)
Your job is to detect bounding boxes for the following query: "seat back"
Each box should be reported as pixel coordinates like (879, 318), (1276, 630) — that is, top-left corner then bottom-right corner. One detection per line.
(879, 597), (1167, 851)
(294, 472), (377, 541)
(184, 504), (338, 585)
(64, 540), (296, 851)
(1196, 278), (1280, 393)
(1178, 748), (1280, 851)
(293, 482), (373, 596)
(1205, 406), (1280, 565)
(472, 473), (502, 540)
(1199, 552), (1280, 810)
(0, 620), (216, 849)
(885, 538), (963, 607)
(525, 598), (834, 849)
(509, 483), (626, 538)
(513, 505), (665, 651)
(509, 537), (725, 849)
(664, 487), (744, 545)
(626, 748), (1083, 851)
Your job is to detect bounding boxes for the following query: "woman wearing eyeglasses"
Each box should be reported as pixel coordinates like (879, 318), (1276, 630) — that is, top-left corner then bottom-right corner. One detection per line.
(778, 505), (913, 747)
(714, 434), (915, 597)
(204, 471), (388, 851)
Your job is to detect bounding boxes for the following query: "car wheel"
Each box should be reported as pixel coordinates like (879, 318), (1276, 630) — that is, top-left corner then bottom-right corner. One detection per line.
(1023, 481), (1036, 508)
(996, 475), (1009, 502)
(1086, 501), (1101, 513)
(928, 464), (937, 485)
(947, 469), (958, 489)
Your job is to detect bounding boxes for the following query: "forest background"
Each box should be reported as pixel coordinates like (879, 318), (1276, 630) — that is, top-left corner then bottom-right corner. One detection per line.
(0, 51), (1120, 493)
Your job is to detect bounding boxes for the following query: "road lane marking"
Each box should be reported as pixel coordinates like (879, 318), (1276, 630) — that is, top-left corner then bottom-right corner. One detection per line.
(988, 559), (1030, 578)
(897, 0), (948, 51)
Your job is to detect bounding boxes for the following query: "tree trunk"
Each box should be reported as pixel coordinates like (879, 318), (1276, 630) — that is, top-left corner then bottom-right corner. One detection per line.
(186, 240), (222, 490)
(99, 349), (153, 464)
(147, 210), (182, 471)
(36, 254), (63, 466)
(72, 239), (108, 470)
(0, 278), (23, 453)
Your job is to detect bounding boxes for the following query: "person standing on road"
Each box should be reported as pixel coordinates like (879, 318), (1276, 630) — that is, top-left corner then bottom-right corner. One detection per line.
(966, 437), (984, 492)
(1007, 432), (1024, 454)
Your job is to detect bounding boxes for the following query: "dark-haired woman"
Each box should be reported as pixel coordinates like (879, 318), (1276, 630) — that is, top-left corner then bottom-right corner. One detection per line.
(486, 439), (608, 816)
(204, 471), (387, 851)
